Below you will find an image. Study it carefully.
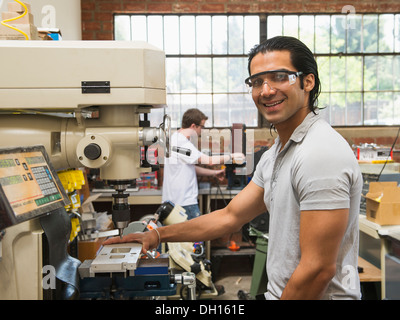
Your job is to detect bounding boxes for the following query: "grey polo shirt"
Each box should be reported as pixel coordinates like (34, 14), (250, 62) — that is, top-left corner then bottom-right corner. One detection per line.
(252, 112), (363, 300)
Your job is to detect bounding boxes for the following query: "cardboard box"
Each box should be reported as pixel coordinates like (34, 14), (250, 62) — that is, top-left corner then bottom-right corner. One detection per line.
(366, 182), (400, 225)
(1, 12), (34, 25)
(0, 23), (38, 40)
(78, 237), (106, 262)
(7, 1), (31, 13)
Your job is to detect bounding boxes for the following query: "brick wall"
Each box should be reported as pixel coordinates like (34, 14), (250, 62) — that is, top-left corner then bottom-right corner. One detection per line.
(81, 0), (400, 40)
(80, 0), (400, 161)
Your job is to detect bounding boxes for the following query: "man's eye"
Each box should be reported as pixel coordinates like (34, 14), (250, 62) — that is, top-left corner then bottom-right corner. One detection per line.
(272, 73), (287, 82)
(252, 78), (264, 87)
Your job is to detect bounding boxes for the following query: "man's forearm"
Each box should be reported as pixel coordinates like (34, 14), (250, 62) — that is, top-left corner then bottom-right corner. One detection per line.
(157, 208), (237, 243)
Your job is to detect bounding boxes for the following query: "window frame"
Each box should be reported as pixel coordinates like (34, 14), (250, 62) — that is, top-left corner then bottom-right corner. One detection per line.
(114, 12), (400, 128)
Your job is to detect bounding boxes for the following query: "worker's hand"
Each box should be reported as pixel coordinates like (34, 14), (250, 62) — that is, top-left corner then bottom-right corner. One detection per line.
(214, 168), (225, 181)
(102, 229), (159, 254)
(231, 153), (246, 165)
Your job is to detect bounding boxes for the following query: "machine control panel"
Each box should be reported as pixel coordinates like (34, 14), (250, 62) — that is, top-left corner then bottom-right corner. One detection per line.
(0, 145), (69, 230)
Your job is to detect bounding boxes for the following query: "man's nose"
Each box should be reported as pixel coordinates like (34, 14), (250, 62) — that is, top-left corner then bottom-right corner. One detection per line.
(260, 81), (276, 96)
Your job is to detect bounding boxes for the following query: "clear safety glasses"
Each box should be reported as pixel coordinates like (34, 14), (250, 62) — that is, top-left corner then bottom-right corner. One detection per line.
(245, 70), (303, 94)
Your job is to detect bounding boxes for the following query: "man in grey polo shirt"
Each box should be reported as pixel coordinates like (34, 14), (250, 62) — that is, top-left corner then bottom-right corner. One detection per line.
(105, 36), (363, 300)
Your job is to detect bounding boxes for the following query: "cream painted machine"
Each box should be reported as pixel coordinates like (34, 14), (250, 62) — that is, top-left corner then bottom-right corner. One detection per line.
(0, 40), (171, 299)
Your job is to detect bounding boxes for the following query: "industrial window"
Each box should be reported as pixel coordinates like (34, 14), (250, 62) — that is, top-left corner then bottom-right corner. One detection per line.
(114, 13), (400, 127)
(114, 14), (259, 128)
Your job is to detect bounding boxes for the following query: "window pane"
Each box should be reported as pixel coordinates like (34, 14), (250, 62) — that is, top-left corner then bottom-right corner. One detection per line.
(214, 94), (229, 127)
(315, 15), (330, 53)
(364, 92), (378, 125)
(316, 56), (330, 92)
(228, 94), (257, 126)
(180, 58), (196, 93)
(197, 58), (212, 93)
(346, 56), (362, 91)
(166, 94), (181, 127)
(378, 56), (394, 90)
(379, 14), (394, 53)
(267, 16), (282, 38)
(330, 92), (346, 125)
(299, 15), (315, 53)
(318, 92), (330, 121)
(213, 58), (228, 93)
(164, 16), (179, 54)
(330, 57), (346, 92)
(394, 56), (400, 90)
(229, 16), (244, 54)
(364, 56), (378, 91)
(347, 92), (362, 125)
(181, 94), (197, 117)
(131, 16), (147, 41)
(228, 58), (247, 93)
(331, 15), (346, 53)
(347, 15), (362, 53)
(166, 58), (180, 93)
(363, 15), (378, 53)
(396, 14), (400, 52)
(180, 16), (196, 54)
(212, 16), (227, 54)
(197, 94), (213, 126)
(394, 93), (400, 124)
(244, 16), (260, 53)
(283, 15), (298, 38)
(147, 16), (163, 49)
(114, 15), (131, 40)
(196, 16), (211, 54)
(377, 92), (394, 124)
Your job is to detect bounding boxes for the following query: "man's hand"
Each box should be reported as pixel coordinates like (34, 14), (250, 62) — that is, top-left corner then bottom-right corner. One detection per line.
(102, 229), (159, 254)
(231, 153), (246, 165)
(214, 168), (225, 181)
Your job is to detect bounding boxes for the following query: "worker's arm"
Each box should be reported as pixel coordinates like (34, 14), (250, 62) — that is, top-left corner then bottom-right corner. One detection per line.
(280, 208), (349, 300)
(195, 166), (225, 181)
(103, 181), (266, 253)
(198, 153), (245, 166)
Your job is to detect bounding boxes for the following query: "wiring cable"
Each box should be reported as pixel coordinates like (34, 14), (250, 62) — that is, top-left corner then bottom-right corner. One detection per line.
(1, 0), (29, 40)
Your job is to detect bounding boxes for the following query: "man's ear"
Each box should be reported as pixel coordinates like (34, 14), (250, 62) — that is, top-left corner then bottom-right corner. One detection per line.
(303, 73), (315, 93)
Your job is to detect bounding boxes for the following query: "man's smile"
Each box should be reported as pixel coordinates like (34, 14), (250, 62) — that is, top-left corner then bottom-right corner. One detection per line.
(262, 99), (285, 108)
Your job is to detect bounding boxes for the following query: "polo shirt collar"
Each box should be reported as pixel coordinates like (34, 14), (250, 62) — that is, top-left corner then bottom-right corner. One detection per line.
(289, 112), (320, 144)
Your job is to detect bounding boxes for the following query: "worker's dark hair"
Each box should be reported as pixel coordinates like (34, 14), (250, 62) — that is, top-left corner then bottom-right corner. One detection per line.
(181, 108), (208, 128)
(247, 36), (321, 112)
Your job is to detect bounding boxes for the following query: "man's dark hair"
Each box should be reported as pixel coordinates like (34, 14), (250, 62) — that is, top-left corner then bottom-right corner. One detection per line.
(248, 36), (321, 112)
(181, 108), (208, 128)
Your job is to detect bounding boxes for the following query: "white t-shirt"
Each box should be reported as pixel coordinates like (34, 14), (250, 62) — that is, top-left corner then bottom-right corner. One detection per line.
(162, 131), (202, 206)
(252, 112), (363, 300)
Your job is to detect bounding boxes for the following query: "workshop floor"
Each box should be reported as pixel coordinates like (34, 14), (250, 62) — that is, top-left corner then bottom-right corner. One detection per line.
(212, 255), (254, 300)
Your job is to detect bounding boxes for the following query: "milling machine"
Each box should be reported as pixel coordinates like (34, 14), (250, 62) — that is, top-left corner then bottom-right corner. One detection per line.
(0, 40), (173, 299)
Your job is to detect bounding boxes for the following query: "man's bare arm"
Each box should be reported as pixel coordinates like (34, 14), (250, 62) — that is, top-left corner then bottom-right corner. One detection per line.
(103, 181), (266, 252)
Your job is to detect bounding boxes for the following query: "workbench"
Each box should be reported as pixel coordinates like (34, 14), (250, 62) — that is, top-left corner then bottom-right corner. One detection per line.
(91, 186), (241, 216)
(359, 214), (400, 299)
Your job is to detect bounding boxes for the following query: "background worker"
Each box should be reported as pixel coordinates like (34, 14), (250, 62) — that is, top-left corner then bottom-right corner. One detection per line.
(162, 108), (245, 219)
(105, 36), (362, 300)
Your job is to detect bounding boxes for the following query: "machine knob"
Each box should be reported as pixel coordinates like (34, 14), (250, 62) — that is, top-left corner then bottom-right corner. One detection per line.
(84, 143), (102, 160)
